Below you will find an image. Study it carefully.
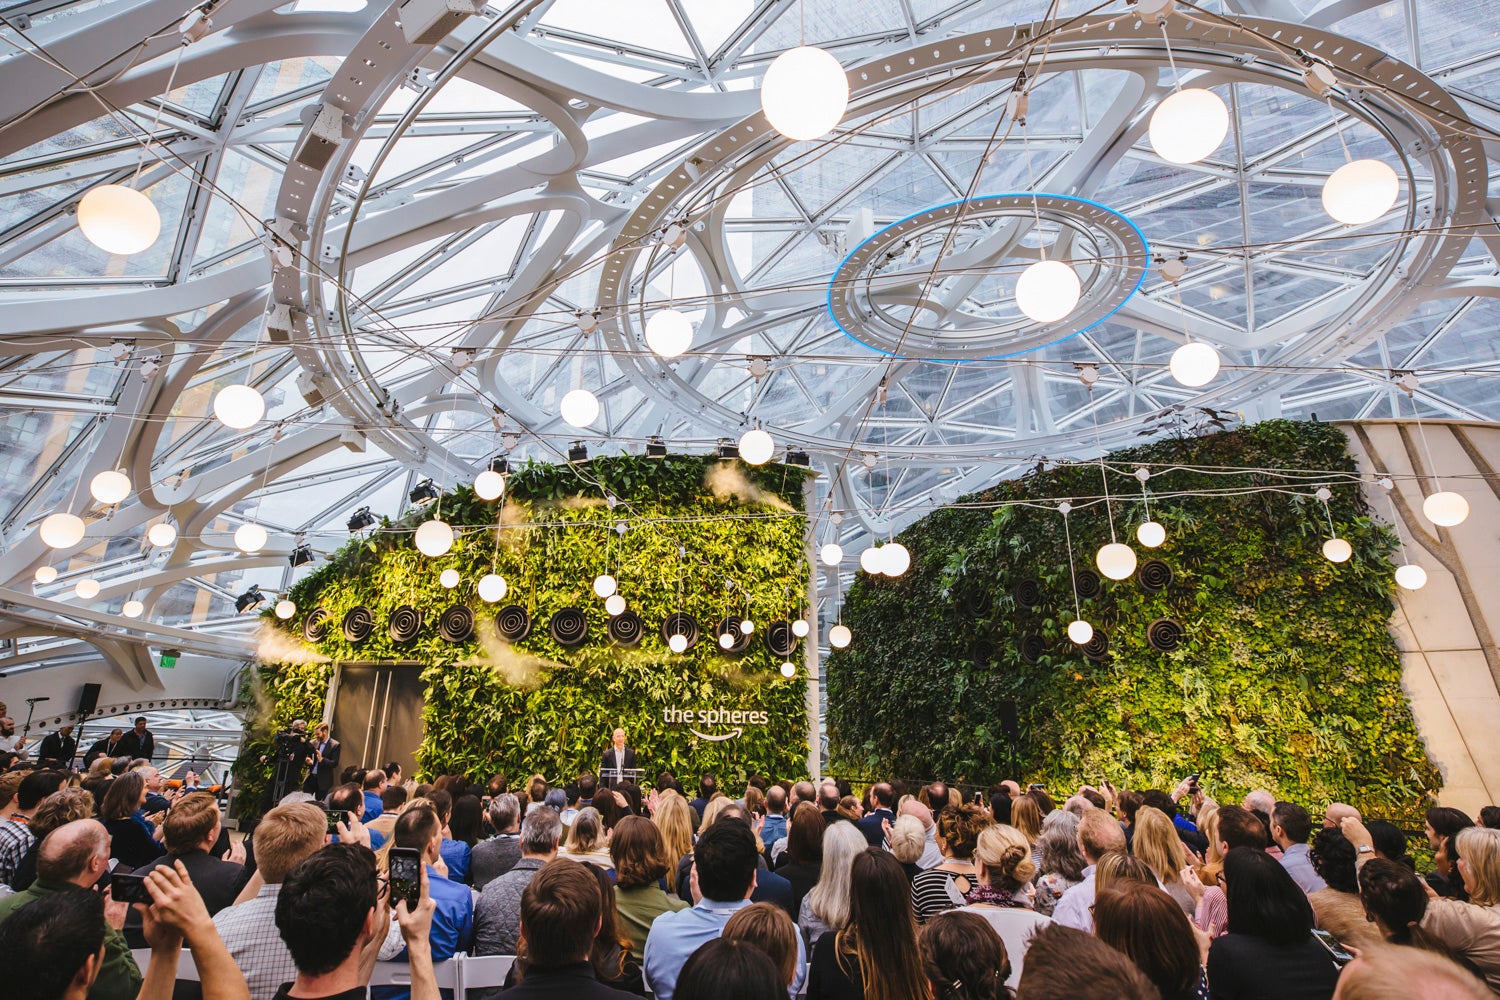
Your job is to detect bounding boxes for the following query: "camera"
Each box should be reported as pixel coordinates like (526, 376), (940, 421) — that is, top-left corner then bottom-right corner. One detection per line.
(111, 872), (152, 905)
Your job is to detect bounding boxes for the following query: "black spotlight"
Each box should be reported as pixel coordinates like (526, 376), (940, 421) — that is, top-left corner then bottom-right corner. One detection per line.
(568, 441), (588, 463)
(409, 479), (440, 506)
(288, 543), (315, 568)
(488, 455), (509, 475)
(716, 438), (737, 459)
(786, 448), (810, 467)
(234, 586), (265, 614)
(646, 435), (667, 459)
(347, 505), (376, 532)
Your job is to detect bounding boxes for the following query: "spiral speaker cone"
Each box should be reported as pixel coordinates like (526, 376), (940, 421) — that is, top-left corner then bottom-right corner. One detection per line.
(607, 609), (644, 646)
(1147, 617), (1185, 652)
(341, 606), (374, 642)
(439, 605), (475, 643)
(303, 608), (330, 642)
(1139, 560), (1173, 593)
(495, 605), (532, 642)
(1082, 630), (1110, 661)
(712, 617), (751, 654)
(388, 604), (423, 643)
(1075, 569), (1102, 600)
(1018, 634), (1045, 665)
(549, 607), (588, 647)
(765, 620), (796, 657)
(661, 612), (699, 650)
(1013, 578), (1043, 608)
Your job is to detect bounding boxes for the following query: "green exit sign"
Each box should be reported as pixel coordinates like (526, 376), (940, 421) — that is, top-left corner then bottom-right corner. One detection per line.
(160, 649), (181, 669)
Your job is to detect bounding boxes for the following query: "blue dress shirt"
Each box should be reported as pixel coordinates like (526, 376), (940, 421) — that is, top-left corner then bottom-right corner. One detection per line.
(644, 897), (806, 1000)
(439, 837), (470, 885)
(375, 865), (474, 1000)
(363, 790), (383, 823)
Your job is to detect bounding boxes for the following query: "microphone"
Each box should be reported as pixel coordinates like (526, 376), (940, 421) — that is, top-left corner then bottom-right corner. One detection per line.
(26, 696), (50, 703)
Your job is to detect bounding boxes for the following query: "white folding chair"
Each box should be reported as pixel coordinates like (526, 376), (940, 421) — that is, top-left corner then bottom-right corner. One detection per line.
(454, 954), (514, 998)
(129, 948), (201, 981)
(367, 957), (459, 991)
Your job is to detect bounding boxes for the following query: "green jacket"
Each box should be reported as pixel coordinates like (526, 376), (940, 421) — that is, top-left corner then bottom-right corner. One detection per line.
(0, 878), (143, 1000)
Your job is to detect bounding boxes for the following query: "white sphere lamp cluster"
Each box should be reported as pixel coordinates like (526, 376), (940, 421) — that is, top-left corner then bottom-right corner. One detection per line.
(478, 574), (509, 603)
(820, 543), (843, 566)
(1095, 541), (1138, 581)
(474, 469), (506, 502)
(859, 542), (911, 578)
(148, 522), (178, 547)
(1322, 537), (1353, 563)
(593, 574), (617, 599)
(1423, 491), (1468, 528)
(645, 309), (694, 358)
(1150, 88), (1229, 165)
(827, 623), (852, 649)
(1169, 342), (1220, 387)
(1394, 563), (1428, 591)
(1067, 619), (1094, 645)
(440, 568), (461, 589)
(414, 518), (454, 557)
(1015, 259), (1081, 324)
(275, 599), (297, 619)
(1136, 521), (1166, 548)
(234, 523), (268, 553)
(761, 45), (849, 141)
(39, 512), (86, 549)
(78, 184), (161, 256)
(213, 384), (265, 430)
(738, 428), (775, 466)
(90, 469), (131, 506)
(1322, 159), (1400, 226)
(560, 388), (599, 429)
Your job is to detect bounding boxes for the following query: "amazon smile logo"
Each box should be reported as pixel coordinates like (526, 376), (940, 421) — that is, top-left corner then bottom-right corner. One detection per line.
(663, 706), (769, 741)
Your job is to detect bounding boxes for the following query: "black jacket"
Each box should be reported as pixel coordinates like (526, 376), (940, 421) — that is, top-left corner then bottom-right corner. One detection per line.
(496, 961), (640, 1000)
(309, 737), (341, 793)
(36, 731), (77, 767)
(600, 746), (636, 776)
(84, 736), (125, 766)
(117, 729), (155, 761)
(124, 849), (250, 946)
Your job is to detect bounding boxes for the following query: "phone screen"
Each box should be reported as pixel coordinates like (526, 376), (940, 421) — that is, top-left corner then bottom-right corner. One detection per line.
(324, 808), (344, 836)
(111, 872), (152, 905)
(1312, 929), (1354, 966)
(389, 848), (421, 911)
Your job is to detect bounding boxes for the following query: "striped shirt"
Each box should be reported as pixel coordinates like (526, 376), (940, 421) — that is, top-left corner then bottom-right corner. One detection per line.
(213, 883), (297, 1000)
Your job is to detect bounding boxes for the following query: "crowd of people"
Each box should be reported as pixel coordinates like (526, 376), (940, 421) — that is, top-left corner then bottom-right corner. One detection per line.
(2, 724), (1500, 1000)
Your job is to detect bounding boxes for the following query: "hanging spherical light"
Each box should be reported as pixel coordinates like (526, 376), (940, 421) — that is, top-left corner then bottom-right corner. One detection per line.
(234, 523), (268, 553)
(273, 598), (296, 619)
(761, 45), (849, 141)
(718, 633), (734, 650)
(828, 623), (852, 648)
(1322, 159), (1400, 226)
(122, 599), (145, 618)
(213, 384), (265, 429)
(1323, 537), (1353, 563)
(75, 578), (101, 600)
(1015, 259), (1081, 324)
(1149, 87), (1229, 164)
(668, 633), (689, 654)
(605, 594), (627, 616)
(1394, 564), (1428, 590)
(1136, 521), (1166, 548)
(792, 618), (810, 638)
(147, 522), (177, 547)
(859, 546), (884, 575)
(1096, 542), (1138, 581)
(34, 566), (58, 584)
(594, 574), (617, 599)
(780, 661), (797, 678)
(820, 543), (844, 566)
(645, 308), (694, 358)
(881, 542), (911, 577)
(77, 184), (161, 256)
(1169, 341), (1220, 387)
(740, 618), (755, 635)
(1067, 619), (1094, 645)
(474, 469), (506, 501)
(738, 428), (775, 466)
(90, 469), (131, 506)
(38, 512), (86, 549)
(440, 568), (460, 589)
(560, 388), (599, 428)
(1423, 491), (1469, 528)
(478, 574), (508, 603)
(414, 518), (454, 557)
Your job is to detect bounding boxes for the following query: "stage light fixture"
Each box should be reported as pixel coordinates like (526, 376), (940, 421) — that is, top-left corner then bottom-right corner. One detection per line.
(409, 479), (440, 506)
(347, 506), (377, 532)
(288, 543), (315, 568)
(646, 436), (668, 459)
(235, 585), (265, 613)
(786, 449), (811, 467)
(568, 441), (589, 463)
(716, 439), (738, 460)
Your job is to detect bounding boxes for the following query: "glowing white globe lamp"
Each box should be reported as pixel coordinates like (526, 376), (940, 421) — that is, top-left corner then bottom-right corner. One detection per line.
(234, 523), (268, 553)
(1169, 341), (1220, 387)
(820, 543), (844, 566)
(1423, 491), (1469, 528)
(474, 470), (505, 501)
(881, 542), (911, 577)
(90, 469), (131, 505)
(1395, 564), (1428, 590)
(668, 633), (689, 653)
(1137, 520), (1166, 548)
(740, 618), (755, 635)
(478, 574), (508, 603)
(213, 384), (265, 429)
(75, 578), (101, 600)
(1096, 542), (1138, 581)
(761, 45), (849, 141)
(39, 512), (86, 549)
(828, 623), (852, 648)
(792, 618), (810, 638)
(34, 566), (58, 584)
(78, 184), (161, 255)
(605, 594), (627, 616)
(560, 388), (599, 428)
(738, 428), (775, 466)
(1149, 88), (1229, 164)
(274, 599), (296, 619)
(1322, 159), (1399, 225)
(414, 518), (454, 557)
(123, 599), (145, 618)
(645, 309), (694, 358)
(1067, 619), (1094, 645)
(1015, 260), (1081, 324)
(780, 661), (797, 678)
(594, 574), (617, 599)
(719, 633), (734, 650)
(440, 568), (460, 589)
(859, 546), (884, 574)
(147, 522), (178, 547)
(1323, 537), (1353, 563)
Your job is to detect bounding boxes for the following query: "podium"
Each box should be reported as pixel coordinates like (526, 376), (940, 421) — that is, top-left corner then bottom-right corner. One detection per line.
(601, 767), (642, 788)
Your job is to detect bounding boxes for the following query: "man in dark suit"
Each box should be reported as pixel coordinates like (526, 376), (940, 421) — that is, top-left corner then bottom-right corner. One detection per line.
(302, 721), (341, 795)
(856, 781), (897, 846)
(124, 792), (248, 946)
(600, 727), (636, 785)
(116, 717), (154, 761)
(83, 728), (125, 768)
(35, 723), (76, 768)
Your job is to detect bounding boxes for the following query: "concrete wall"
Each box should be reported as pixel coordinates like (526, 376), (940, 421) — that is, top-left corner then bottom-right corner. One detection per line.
(1341, 420), (1500, 815)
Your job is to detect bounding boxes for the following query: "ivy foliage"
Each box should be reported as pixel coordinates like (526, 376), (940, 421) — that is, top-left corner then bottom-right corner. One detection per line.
(230, 660), (333, 819)
(252, 455), (813, 791)
(826, 421), (1440, 822)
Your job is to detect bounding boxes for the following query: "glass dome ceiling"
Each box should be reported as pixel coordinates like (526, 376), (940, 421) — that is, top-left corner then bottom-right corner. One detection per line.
(2, 0), (1499, 689)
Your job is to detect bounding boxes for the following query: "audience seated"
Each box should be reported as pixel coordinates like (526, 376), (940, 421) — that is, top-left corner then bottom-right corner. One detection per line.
(386, 803), (473, 982)
(723, 902), (800, 992)
(808, 848), (927, 1000)
(611, 815), (688, 963)
(0, 770), (68, 884)
(9, 785), (95, 891)
(471, 793), (523, 890)
(800, 820), (865, 951)
(497, 859), (640, 999)
(1094, 881), (1209, 1000)
(676, 938), (786, 1000)
(475, 804), (561, 956)
(98, 771), (166, 868)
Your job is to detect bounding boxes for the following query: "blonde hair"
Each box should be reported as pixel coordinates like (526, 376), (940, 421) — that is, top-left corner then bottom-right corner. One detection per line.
(1457, 826), (1500, 906)
(653, 789), (694, 873)
(973, 824), (1036, 889)
(1132, 806), (1187, 885)
(700, 793), (734, 828)
(255, 803), (327, 883)
(887, 815), (925, 865)
(1011, 795), (1041, 843)
(563, 807), (605, 855)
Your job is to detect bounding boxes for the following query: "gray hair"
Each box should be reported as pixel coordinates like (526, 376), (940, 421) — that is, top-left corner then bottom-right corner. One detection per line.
(278, 791), (316, 806)
(488, 793), (520, 832)
(1038, 814), (1087, 883)
(887, 814), (926, 864)
(520, 805), (562, 855)
(807, 820), (868, 931)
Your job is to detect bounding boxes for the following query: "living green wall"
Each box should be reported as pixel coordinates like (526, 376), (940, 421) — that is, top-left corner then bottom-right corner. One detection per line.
(249, 455), (813, 801)
(826, 420), (1440, 822)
